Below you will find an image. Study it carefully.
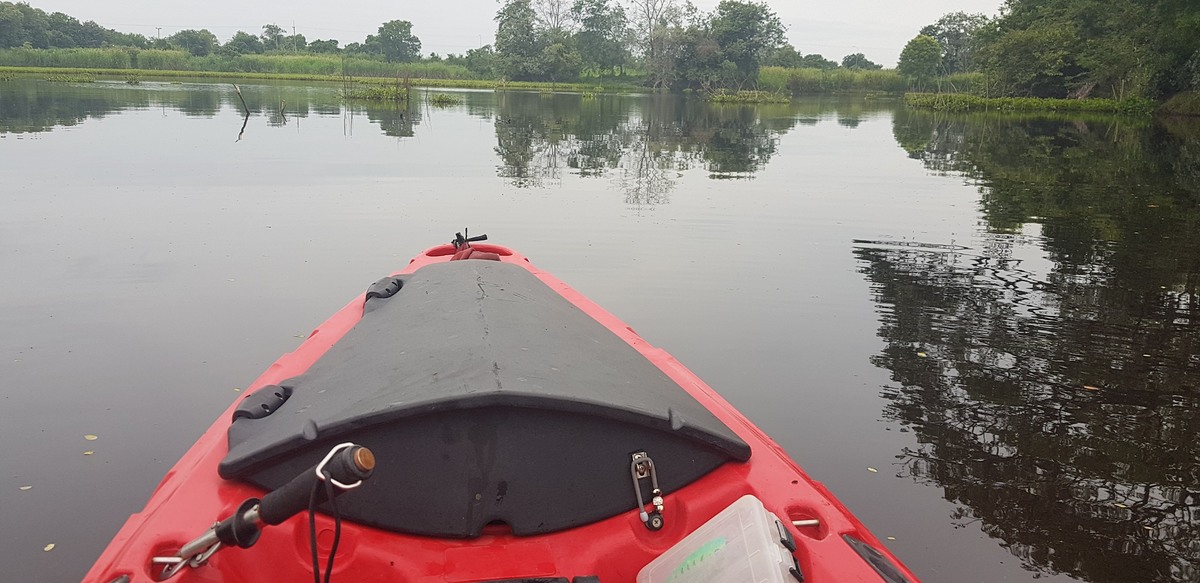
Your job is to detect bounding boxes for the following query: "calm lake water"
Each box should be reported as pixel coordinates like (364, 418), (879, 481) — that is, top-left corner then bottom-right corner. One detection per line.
(1, 78), (1197, 583)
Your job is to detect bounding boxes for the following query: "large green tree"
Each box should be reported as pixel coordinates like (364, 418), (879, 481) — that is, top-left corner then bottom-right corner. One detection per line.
(0, 2), (147, 49)
(919, 12), (988, 75)
(897, 34), (942, 88)
(708, 0), (785, 82)
(223, 31), (264, 55)
(307, 39), (339, 53)
(370, 20), (421, 62)
(260, 24), (284, 51)
(169, 29), (218, 56)
(495, 0), (543, 80)
(963, 0), (1200, 99)
(841, 52), (881, 70)
(541, 29), (582, 82)
(461, 45), (498, 77)
(571, 0), (629, 75)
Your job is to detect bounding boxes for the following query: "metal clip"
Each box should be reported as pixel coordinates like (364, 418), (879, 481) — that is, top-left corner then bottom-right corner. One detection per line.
(630, 452), (665, 531)
(316, 442), (364, 490)
(151, 532), (222, 580)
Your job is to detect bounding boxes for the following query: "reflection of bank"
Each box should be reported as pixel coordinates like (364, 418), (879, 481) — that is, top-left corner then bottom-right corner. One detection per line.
(489, 93), (804, 205)
(0, 79), (340, 136)
(854, 106), (1200, 582)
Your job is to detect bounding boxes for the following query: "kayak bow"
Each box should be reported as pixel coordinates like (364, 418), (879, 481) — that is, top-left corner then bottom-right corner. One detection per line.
(86, 234), (918, 583)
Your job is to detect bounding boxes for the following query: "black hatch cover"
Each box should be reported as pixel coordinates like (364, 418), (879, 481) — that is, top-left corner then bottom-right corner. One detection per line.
(220, 260), (750, 537)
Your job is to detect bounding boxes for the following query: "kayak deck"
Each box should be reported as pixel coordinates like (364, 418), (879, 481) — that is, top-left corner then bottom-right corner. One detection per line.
(85, 243), (918, 583)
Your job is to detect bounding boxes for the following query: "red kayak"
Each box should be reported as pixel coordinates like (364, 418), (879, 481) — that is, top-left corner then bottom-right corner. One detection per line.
(86, 233), (918, 583)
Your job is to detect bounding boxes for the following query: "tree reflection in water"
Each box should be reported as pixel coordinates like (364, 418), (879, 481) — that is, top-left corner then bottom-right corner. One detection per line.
(491, 93), (795, 205)
(861, 110), (1200, 582)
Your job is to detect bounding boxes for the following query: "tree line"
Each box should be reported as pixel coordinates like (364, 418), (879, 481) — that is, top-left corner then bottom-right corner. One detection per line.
(489, 0), (880, 87)
(0, 2), (424, 60)
(897, 0), (1200, 100)
(0, 0), (887, 90)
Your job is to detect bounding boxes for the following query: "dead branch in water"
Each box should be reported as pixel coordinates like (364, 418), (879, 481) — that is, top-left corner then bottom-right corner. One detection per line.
(236, 111), (249, 142)
(232, 84), (250, 116)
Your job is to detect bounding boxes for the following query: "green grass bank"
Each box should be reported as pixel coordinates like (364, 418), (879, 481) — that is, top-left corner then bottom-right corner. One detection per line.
(904, 93), (1157, 115)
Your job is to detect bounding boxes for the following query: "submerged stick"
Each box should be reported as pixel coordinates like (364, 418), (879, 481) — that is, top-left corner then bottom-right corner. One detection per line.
(232, 84), (250, 142)
(232, 84), (250, 116)
(236, 111), (249, 142)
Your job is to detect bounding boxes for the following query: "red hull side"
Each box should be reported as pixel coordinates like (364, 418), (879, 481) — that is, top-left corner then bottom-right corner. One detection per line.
(85, 244), (919, 583)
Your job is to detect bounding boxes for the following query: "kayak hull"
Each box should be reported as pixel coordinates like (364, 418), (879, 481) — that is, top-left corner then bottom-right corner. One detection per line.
(85, 243), (919, 583)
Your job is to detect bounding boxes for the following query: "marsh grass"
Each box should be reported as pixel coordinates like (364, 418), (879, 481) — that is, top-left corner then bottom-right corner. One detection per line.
(428, 93), (462, 106)
(342, 84), (410, 101)
(44, 73), (95, 83)
(760, 67), (906, 94)
(905, 92), (1155, 114)
(706, 89), (790, 104)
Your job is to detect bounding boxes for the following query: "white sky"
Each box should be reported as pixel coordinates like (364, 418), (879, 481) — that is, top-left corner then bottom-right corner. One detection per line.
(30, 0), (1003, 67)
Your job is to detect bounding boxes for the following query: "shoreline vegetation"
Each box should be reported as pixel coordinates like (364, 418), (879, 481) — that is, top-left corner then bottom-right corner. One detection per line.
(6, 60), (1196, 114)
(2, 0), (1197, 116)
(904, 93), (1157, 115)
(0, 63), (636, 94)
(6, 59), (1196, 114)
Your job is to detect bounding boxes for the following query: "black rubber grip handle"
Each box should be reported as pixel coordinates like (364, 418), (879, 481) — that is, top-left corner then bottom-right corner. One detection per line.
(258, 445), (375, 526)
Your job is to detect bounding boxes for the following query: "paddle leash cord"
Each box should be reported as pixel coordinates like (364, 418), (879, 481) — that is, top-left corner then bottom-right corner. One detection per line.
(146, 444), (373, 582)
(309, 470), (345, 583)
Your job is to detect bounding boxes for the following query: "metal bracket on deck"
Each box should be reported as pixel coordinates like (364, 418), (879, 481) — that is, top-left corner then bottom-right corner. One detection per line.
(630, 451), (665, 531)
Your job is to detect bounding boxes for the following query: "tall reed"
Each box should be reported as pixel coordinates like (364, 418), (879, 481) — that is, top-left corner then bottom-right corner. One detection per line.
(759, 67), (907, 94)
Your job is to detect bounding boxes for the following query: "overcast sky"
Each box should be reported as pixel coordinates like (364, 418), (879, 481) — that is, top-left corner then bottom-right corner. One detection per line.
(31, 0), (1003, 66)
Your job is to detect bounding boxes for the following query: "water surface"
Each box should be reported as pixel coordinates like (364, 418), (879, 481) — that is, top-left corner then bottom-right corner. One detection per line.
(1, 78), (1197, 582)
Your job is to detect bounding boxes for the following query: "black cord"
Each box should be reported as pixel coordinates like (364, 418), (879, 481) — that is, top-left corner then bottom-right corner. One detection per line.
(323, 475), (343, 583)
(309, 480), (322, 583)
(308, 471), (345, 583)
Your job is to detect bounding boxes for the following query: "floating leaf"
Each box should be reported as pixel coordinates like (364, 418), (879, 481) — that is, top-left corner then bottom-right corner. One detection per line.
(867, 467), (878, 473)
(43, 543), (55, 552)
(19, 485), (32, 491)
(83, 451), (94, 455)
(1083, 386), (1100, 391)
(84, 434), (98, 441)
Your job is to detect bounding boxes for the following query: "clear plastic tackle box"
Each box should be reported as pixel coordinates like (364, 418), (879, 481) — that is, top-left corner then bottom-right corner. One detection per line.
(637, 494), (803, 583)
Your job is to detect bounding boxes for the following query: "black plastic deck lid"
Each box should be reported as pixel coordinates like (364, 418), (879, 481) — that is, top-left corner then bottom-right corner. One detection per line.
(220, 260), (750, 478)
